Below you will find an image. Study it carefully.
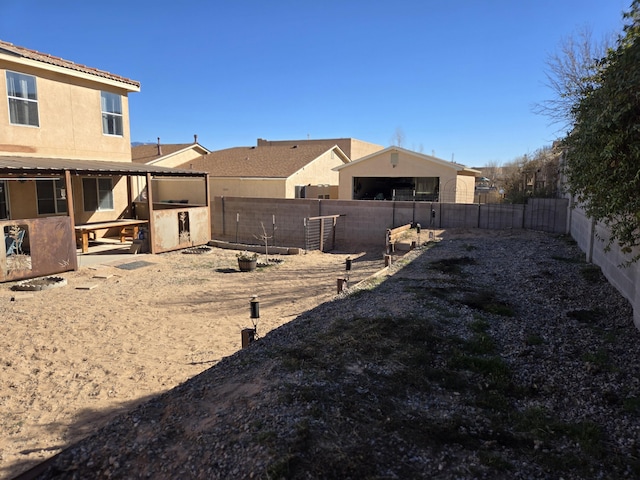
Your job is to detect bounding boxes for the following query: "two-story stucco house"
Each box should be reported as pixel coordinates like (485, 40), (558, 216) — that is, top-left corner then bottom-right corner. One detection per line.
(0, 40), (209, 282)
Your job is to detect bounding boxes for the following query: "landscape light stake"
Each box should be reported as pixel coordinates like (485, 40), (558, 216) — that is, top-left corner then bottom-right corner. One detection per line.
(242, 295), (259, 348)
(235, 213), (239, 244)
(337, 257), (352, 294)
(272, 214), (276, 247)
(416, 223), (421, 246)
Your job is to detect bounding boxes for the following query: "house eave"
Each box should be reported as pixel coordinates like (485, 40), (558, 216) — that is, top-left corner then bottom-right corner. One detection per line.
(0, 52), (140, 92)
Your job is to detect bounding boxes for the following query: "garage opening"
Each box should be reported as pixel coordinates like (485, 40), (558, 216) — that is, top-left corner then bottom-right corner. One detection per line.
(352, 177), (439, 201)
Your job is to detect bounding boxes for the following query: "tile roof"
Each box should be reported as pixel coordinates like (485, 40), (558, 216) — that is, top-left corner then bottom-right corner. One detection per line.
(183, 144), (343, 177)
(131, 143), (194, 164)
(0, 40), (140, 88)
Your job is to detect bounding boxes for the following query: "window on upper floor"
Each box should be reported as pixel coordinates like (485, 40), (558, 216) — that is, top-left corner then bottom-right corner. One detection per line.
(100, 91), (123, 136)
(82, 177), (114, 211)
(36, 179), (68, 215)
(6, 71), (39, 127)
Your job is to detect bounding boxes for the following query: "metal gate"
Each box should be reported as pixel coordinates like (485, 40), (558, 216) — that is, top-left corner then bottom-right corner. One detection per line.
(304, 215), (341, 252)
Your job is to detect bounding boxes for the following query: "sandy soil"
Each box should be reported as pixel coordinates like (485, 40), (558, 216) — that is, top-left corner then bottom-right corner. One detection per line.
(0, 245), (390, 479)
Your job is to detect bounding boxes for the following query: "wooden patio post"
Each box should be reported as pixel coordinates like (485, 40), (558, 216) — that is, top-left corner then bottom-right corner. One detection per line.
(146, 173), (156, 254)
(126, 176), (134, 218)
(204, 173), (211, 242)
(64, 170), (79, 271)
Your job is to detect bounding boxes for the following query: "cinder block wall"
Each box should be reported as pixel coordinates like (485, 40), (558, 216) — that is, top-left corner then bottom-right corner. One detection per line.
(569, 203), (640, 330)
(212, 196), (640, 329)
(212, 197), (568, 248)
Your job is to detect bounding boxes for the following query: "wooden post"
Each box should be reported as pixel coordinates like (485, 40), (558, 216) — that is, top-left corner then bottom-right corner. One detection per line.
(146, 173), (156, 254)
(64, 170), (79, 271)
(204, 173), (211, 242)
(126, 176), (134, 218)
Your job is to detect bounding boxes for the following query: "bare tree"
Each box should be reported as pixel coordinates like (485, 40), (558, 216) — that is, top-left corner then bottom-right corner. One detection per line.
(533, 26), (613, 130)
(390, 127), (405, 147)
(482, 160), (500, 188)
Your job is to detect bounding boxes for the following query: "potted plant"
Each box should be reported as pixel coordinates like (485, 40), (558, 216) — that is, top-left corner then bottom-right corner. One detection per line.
(236, 251), (258, 272)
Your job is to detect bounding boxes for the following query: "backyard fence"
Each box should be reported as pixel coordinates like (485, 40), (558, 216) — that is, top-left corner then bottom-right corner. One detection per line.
(211, 195), (640, 330)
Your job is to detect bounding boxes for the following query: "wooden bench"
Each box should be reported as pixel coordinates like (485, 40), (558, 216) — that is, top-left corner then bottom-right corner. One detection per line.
(75, 219), (148, 253)
(385, 224), (413, 254)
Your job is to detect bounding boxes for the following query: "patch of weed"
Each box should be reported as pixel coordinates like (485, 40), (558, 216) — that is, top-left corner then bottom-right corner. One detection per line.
(469, 318), (490, 334)
(525, 333), (544, 346)
(477, 451), (513, 471)
(567, 308), (602, 324)
(623, 396), (640, 415)
(551, 254), (583, 264)
(580, 264), (604, 284)
(463, 290), (514, 317)
(429, 256), (476, 274)
(582, 349), (617, 372)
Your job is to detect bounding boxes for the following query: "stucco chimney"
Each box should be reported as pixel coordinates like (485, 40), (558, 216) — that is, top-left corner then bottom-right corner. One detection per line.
(157, 137), (162, 156)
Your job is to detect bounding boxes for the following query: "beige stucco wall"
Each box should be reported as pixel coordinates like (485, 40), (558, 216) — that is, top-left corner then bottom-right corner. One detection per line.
(455, 174), (476, 203)
(337, 150), (463, 201)
(5, 176), (128, 226)
(284, 149), (345, 198)
(148, 149), (205, 168)
(210, 177), (286, 199)
(348, 139), (385, 160)
(303, 185), (338, 199)
(0, 60), (133, 161)
(152, 178), (208, 205)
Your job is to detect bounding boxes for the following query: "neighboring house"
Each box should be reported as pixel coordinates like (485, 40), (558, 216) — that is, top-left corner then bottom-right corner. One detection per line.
(132, 136), (210, 168)
(0, 40), (209, 282)
(334, 146), (480, 203)
(182, 143), (350, 199)
(257, 137), (383, 161)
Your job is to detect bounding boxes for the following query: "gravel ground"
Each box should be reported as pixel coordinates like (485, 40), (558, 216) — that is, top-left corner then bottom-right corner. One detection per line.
(23, 229), (640, 479)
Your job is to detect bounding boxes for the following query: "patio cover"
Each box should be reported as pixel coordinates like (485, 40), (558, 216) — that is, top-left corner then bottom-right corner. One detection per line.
(0, 155), (208, 177)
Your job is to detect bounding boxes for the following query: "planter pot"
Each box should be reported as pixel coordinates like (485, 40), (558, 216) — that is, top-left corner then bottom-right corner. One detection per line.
(238, 258), (257, 272)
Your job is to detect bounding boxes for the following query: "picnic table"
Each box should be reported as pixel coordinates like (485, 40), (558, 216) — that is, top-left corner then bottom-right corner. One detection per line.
(75, 219), (148, 253)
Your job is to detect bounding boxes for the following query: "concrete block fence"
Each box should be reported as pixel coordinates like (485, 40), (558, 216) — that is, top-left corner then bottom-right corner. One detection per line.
(568, 203), (640, 330)
(212, 196), (568, 249)
(212, 195), (639, 330)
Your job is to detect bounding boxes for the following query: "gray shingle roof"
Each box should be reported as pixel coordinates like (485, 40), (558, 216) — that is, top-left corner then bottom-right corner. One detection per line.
(183, 144), (344, 177)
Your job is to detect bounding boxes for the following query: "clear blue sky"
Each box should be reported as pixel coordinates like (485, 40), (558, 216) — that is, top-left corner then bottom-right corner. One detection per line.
(1, 0), (629, 166)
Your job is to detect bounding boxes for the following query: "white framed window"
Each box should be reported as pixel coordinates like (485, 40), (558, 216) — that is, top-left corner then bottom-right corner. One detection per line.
(36, 179), (67, 215)
(83, 177), (114, 211)
(100, 91), (123, 136)
(6, 71), (39, 127)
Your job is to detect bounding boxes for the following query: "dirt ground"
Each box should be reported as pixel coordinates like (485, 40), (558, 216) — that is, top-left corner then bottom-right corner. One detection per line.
(0, 244), (391, 479)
